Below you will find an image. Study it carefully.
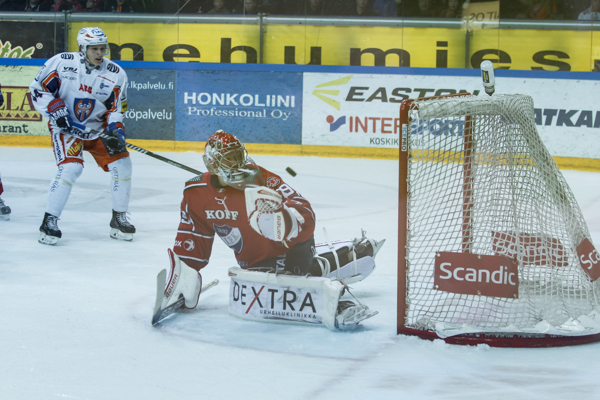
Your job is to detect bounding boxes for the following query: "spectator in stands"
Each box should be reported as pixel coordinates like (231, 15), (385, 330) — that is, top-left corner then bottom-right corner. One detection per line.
(340, 0), (378, 15)
(207, 0), (230, 12)
(105, 0), (149, 11)
(373, 0), (396, 16)
(566, 0), (591, 18)
(290, 0), (332, 15)
(578, 0), (600, 19)
(439, 0), (461, 17)
(514, 0), (565, 19)
(78, 0), (104, 11)
(54, 0), (79, 11)
(411, 0), (439, 17)
(234, 0), (259, 13)
(23, 0), (52, 10)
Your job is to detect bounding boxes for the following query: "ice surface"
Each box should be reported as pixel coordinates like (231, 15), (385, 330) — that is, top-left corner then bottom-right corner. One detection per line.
(1, 147), (599, 400)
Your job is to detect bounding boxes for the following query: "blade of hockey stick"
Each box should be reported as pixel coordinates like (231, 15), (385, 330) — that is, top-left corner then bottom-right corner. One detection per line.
(71, 122), (203, 175)
(152, 278), (219, 326)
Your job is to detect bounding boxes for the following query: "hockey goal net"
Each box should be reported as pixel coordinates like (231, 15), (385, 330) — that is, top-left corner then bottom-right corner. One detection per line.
(398, 93), (600, 347)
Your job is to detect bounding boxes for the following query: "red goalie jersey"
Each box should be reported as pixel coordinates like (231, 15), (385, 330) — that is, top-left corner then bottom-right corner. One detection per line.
(173, 168), (316, 271)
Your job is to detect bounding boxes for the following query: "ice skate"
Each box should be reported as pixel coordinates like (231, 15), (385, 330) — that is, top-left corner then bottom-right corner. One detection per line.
(0, 197), (10, 221)
(39, 212), (62, 245)
(335, 300), (378, 330)
(110, 210), (136, 241)
(351, 229), (386, 260)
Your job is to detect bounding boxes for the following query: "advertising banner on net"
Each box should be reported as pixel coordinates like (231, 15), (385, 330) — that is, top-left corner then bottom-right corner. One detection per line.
(302, 71), (600, 159)
(175, 69), (303, 144)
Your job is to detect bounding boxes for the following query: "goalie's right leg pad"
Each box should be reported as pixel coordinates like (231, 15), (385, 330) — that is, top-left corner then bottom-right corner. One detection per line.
(159, 248), (203, 310)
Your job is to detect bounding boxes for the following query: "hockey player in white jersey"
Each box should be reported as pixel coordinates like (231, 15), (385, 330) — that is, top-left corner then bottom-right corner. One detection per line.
(29, 26), (135, 245)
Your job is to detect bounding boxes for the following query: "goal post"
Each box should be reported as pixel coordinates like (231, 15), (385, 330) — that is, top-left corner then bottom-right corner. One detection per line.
(397, 93), (600, 347)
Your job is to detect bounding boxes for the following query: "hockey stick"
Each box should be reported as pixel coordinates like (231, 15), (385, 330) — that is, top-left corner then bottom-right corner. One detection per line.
(152, 276), (219, 326)
(71, 122), (203, 175)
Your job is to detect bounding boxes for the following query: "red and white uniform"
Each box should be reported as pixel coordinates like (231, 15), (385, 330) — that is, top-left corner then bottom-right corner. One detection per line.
(174, 168), (316, 271)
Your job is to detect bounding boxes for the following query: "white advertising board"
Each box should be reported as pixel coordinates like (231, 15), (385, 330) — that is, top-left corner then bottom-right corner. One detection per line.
(302, 72), (600, 159)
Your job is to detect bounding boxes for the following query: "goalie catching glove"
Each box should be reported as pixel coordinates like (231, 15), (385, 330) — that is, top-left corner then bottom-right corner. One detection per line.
(245, 186), (305, 242)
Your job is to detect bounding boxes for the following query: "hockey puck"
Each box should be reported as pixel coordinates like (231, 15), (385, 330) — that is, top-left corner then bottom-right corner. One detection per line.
(285, 167), (297, 177)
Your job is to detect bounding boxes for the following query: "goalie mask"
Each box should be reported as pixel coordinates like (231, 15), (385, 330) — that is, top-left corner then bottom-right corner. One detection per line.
(203, 130), (264, 188)
(77, 27), (109, 62)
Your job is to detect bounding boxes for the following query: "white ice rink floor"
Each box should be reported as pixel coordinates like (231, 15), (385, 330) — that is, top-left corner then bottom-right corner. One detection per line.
(1, 146), (599, 400)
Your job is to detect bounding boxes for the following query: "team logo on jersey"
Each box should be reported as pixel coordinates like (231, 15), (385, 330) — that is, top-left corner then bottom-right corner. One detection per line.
(183, 239), (195, 251)
(266, 177), (280, 188)
(213, 224), (243, 253)
(73, 98), (95, 122)
(208, 197), (239, 220)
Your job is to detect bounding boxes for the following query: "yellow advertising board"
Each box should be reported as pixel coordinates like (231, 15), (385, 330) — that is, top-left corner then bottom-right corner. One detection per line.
(70, 21), (599, 71)
(70, 22), (261, 63)
(0, 65), (49, 146)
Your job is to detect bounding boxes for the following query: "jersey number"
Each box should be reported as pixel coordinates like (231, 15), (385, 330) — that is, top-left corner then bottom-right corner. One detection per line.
(277, 184), (295, 198)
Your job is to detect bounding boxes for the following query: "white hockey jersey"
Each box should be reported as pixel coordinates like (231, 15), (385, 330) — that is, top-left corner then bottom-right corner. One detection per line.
(29, 52), (128, 140)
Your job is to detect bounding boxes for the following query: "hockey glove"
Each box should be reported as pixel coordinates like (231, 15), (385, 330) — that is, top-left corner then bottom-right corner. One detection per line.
(106, 122), (126, 151)
(47, 98), (73, 131)
(245, 186), (306, 242)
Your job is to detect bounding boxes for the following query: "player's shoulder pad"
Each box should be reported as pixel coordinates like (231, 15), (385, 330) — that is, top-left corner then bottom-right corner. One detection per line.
(186, 173), (205, 183)
(57, 52), (76, 61)
(106, 61), (122, 75)
(46, 52), (75, 67)
(184, 173), (207, 188)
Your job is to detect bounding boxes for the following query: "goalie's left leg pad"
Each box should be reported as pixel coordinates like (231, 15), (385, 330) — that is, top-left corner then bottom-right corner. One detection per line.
(157, 249), (203, 311)
(327, 256), (376, 284)
(227, 267), (377, 330)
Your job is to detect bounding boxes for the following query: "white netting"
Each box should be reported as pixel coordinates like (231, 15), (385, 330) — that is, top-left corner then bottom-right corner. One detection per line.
(403, 94), (600, 338)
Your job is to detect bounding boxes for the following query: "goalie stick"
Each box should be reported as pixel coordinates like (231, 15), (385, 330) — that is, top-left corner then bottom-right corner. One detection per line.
(70, 122), (203, 175)
(152, 273), (219, 326)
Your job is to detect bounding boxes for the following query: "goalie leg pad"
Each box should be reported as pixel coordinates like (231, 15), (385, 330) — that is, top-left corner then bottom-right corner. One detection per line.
(161, 249), (203, 309)
(326, 256), (376, 284)
(227, 267), (377, 330)
(313, 231), (385, 283)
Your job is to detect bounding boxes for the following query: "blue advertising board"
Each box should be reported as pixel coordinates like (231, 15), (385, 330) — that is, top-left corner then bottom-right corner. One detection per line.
(175, 70), (303, 144)
(123, 68), (176, 141)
